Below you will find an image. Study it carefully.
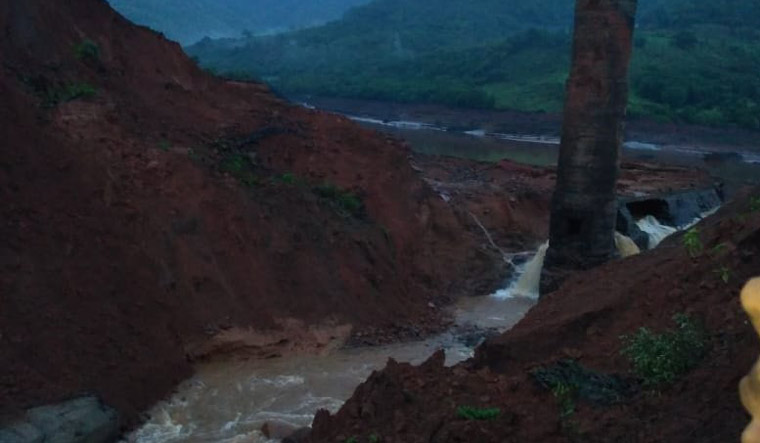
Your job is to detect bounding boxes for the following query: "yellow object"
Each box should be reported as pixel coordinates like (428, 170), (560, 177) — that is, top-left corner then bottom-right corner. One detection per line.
(740, 278), (760, 443)
(614, 232), (641, 258)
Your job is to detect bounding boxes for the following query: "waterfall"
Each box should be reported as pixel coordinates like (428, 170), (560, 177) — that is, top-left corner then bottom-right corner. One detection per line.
(493, 234), (640, 300)
(492, 242), (548, 300)
(614, 232), (641, 258)
(636, 215), (677, 248)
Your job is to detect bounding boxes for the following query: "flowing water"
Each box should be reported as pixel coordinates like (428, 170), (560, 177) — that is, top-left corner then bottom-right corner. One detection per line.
(125, 272), (541, 443)
(637, 215), (679, 248)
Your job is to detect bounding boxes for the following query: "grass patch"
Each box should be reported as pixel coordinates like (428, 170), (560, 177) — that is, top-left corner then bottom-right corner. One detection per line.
(73, 39), (100, 61)
(621, 314), (708, 387)
(456, 406), (501, 421)
(682, 227), (704, 257)
(219, 153), (260, 187)
(42, 82), (97, 107)
(314, 182), (363, 217)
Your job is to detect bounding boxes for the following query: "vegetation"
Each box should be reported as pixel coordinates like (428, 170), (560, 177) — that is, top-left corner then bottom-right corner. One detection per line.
(158, 140), (171, 152)
(41, 82), (97, 107)
(188, 0), (760, 129)
(108, 0), (371, 44)
(621, 314), (709, 387)
(314, 182), (363, 217)
(551, 382), (577, 420)
(713, 266), (731, 284)
(682, 227), (703, 257)
(219, 153), (261, 186)
(456, 406), (501, 421)
(751, 197), (760, 213)
(73, 39), (100, 61)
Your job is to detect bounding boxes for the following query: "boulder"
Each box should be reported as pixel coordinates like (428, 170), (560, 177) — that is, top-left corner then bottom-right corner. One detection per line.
(0, 397), (118, 443)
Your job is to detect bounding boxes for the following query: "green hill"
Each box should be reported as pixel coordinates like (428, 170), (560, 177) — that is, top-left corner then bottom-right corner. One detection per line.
(107, 0), (371, 45)
(187, 0), (760, 129)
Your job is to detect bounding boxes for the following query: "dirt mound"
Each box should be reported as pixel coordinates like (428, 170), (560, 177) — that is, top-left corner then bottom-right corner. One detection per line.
(0, 0), (496, 425)
(310, 189), (760, 443)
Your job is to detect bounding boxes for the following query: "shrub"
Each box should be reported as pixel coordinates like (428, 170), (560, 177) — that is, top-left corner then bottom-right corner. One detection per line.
(42, 82), (97, 107)
(314, 182), (363, 217)
(750, 196), (760, 213)
(682, 227), (703, 257)
(220, 153), (260, 186)
(456, 406), (501, 421)
(621, 314), (708, 387)
(551, 382), (576, 420)
(74, 39), (100, 61)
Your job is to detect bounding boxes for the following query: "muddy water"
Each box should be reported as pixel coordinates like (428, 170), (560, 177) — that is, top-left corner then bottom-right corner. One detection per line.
(126, 278), (539, 442)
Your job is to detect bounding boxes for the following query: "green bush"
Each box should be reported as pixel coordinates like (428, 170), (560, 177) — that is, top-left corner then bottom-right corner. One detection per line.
(74, 39), (100, 61)
(682, 227), (703, 257)
(41, 82), (97, 107)
(621, 314), (708, 387)
(314, 182), (363, 217)
(456, 406), (501, 421)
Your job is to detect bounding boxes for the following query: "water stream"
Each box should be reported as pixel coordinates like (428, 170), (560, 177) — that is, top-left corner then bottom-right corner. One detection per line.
(125, 270), (542, 443)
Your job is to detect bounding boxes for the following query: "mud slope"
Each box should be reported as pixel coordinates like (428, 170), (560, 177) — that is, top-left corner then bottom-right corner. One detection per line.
(311, 189), (760, 443)
(0, 0), (495, 424)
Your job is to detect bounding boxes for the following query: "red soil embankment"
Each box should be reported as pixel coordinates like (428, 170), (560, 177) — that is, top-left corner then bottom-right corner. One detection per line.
(0, 0), (495, 426)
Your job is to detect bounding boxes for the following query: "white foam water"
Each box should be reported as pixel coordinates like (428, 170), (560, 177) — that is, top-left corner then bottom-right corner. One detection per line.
(637, 215), (678, 248)
(492, 242), (549, 300)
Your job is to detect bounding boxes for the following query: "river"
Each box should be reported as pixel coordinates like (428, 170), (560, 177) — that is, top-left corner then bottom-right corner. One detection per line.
(125, 280), (539, 442)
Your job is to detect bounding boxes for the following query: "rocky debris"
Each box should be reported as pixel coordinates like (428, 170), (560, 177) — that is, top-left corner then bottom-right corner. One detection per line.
(0, 397), (118, 443)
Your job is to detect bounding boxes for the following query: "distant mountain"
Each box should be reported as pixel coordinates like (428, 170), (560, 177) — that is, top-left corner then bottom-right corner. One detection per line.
(107, 0), (371, 45)
(188, 0), (760, 129)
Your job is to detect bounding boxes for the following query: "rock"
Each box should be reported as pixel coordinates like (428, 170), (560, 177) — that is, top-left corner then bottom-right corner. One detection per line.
(0, 397), (118, 443)
(261, 420), (300, 439)
(282, 427), (311, 443)
(0, 422), (44, 443)
(616, 203), (649, 250)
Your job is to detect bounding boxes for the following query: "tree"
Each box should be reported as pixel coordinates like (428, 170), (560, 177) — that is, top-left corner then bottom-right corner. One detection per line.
(541, 0), (638, 293)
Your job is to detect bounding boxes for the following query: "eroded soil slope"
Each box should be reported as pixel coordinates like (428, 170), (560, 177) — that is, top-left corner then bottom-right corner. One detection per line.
(0, 0), (496, 424)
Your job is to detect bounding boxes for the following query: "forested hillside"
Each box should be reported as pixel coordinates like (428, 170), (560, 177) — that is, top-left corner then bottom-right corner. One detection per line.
(188, 0), (760, 129)
(107, 0), (370, 44)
